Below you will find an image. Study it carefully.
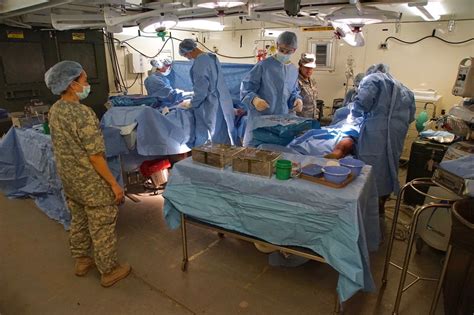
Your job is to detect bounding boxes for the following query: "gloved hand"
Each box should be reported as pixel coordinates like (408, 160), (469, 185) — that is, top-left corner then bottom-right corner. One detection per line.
(161, 106), (170, 115)
(293, 99), (303, 112)
(182, 91), (194, 97)
(178, 99), (192, 109)
(252, 97), (270, 111)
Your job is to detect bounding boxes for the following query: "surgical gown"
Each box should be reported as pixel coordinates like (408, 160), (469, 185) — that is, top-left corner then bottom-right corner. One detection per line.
(144, 72), (185, 107)
(240, 57), (301, 146)
(190, 53), (235, 146)
(350, 72), (416, 197)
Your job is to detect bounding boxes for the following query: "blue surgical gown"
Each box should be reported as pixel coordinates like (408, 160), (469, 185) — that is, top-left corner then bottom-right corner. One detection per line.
(190, 53), (235, 146)
(350, 72), (416, 197)
(144, 72), (184, 107)
(240, 57), (301, 146)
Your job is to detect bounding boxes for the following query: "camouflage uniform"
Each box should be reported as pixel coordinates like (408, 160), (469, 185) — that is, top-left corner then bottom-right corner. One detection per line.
(49, 100), (118, 274)
(297, 74), (319, 120)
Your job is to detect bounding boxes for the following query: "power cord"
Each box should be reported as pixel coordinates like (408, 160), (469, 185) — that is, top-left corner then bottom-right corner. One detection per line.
(384, 29), (474, 45)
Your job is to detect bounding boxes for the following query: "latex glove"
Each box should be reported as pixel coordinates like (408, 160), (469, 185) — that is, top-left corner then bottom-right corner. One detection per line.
(178, 99), (192, 109)
(293, 99), (303, 112)
(252, 97), (270, 111)
(161, 106), (170, 115)
(182, 91), (194, 97)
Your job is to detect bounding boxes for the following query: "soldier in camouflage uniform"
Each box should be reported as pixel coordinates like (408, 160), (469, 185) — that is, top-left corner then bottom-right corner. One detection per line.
(45, 61), (131, 287)
(297, 53), (319, 120)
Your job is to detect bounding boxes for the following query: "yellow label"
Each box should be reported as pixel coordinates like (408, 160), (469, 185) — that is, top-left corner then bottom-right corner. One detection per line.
(7, 30), (24, 39)
(72, 33), (85, 40)
(301, 26), (334, 32)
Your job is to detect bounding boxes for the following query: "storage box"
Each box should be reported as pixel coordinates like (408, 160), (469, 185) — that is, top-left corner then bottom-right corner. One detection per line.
(192, 143), (244, 169)
(232, 148), (281, 177)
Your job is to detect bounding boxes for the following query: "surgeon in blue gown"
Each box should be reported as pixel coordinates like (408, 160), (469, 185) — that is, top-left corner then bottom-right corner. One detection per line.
(178, 39), (235, 146)
(144, 57), (190, 107)
(349, 63), (416, 223)
(240, 31), (303, 146)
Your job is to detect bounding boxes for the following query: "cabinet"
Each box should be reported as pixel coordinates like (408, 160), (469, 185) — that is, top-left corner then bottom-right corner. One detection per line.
(401, 96), (442, 160)
(404, 139), (449, 206)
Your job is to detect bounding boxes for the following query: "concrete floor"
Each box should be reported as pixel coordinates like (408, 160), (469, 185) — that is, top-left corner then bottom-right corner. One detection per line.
(0, 188), (446, 315)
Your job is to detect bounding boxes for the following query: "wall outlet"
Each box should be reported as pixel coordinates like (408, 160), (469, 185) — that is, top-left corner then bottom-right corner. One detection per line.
(379, 43), (388, 50)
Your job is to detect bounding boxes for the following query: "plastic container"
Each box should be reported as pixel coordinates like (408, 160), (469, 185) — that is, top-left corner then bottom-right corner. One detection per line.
(275, 159), (292, 180)
(322, 166), (351, 184)
(339, 158), (365, 177)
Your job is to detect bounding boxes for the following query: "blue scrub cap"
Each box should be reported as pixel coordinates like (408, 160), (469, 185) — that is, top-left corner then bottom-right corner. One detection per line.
(276, 31), (298, 49)
(179, 39), (197, 56)
(354, 73), (365, 87)
(366, 63), (389, 75)
(45, 60), (83, 95)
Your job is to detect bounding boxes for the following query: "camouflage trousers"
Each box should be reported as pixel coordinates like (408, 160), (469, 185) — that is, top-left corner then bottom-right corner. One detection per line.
(67, 198), (118, 274)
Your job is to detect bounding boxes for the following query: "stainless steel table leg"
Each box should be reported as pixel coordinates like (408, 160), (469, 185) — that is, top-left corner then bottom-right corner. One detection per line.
(392, 203), (446, 315)
(181, 213), (189, 271)
(429, 244), (453, 315)
(382, 183), (410, 285)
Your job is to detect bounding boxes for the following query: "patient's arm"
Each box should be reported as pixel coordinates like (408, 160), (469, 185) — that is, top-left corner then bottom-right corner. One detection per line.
(324, 137), (354, 159)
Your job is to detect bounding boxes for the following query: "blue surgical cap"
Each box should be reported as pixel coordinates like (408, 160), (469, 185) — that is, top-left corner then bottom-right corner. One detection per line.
(45, 60), (83, 95)
(277, 31), (298, 49)
(366, 63), (389, 75)
(179, 39), (197, 56)
(354, 73), (365, 87)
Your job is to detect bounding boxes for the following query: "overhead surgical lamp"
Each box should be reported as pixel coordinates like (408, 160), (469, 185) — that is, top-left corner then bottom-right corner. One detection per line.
(326, 6), (398, 28)
(138, 13), (178, 33)
(196, 1), (245, 9)
(333, 22), (365, 47)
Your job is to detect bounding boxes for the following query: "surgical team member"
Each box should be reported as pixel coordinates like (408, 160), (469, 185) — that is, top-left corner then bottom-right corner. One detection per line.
(144, 57), (191, 107)
(332, 72), (365, 125)
(45, 61), (131, 287)
(178, 39), (235, 146)
(343, 72), (365, 106)
(240, 31), (303, 146)
(297, 53), (319, 120)
(349, 63), (416, 230)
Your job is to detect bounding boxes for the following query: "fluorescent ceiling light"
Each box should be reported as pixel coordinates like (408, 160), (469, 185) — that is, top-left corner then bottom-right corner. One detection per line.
(196, 1), (245, 9)
(139, 14), (178, 33)
(407, 2), (445, 21)
(264, 29), (283, 37)
(176, 20), (225, 31)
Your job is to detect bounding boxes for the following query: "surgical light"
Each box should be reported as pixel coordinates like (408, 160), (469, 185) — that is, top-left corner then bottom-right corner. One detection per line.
(326, 6), (397, 27)
(407, 2), (445, 21)
(139, 14), (178, 33)
(196, 1), (245, 9)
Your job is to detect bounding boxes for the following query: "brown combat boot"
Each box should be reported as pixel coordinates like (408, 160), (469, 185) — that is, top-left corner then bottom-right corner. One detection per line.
(75, 257), (95, 276)
(100, 263), (132, 287)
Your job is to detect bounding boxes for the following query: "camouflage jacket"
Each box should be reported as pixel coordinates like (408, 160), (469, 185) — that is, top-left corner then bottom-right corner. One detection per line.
(49, 100), (114, 206)
(297, 74), (319, 120)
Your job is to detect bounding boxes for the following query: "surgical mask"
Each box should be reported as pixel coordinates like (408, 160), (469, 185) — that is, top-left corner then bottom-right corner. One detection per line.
(76, 84), (91, 100)
(275, 52), (291, 64)
(162, 68), (171, 76)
